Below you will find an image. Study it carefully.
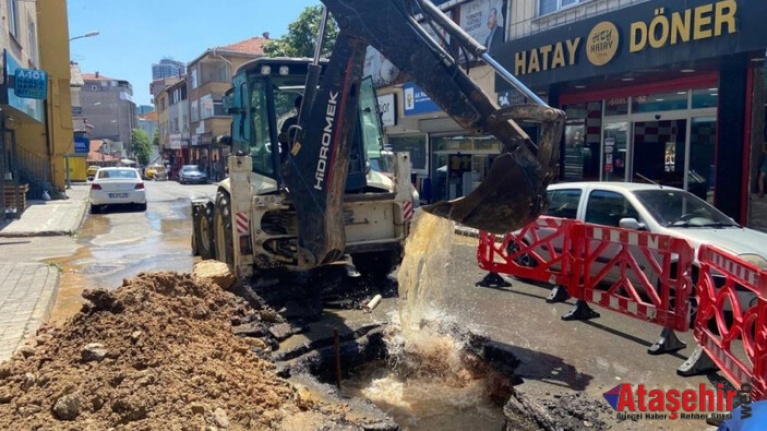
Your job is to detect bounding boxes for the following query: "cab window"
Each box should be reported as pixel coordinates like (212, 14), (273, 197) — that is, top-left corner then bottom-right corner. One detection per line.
(585, 190), (640, 227)
(545, 189), (581, 219)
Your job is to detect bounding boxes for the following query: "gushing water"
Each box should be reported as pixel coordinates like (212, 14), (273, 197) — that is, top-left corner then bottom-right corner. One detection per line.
(343, 213), (506, 430)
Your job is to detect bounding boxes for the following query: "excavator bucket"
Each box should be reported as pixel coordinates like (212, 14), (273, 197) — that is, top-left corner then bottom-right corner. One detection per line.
(422, 104), (566, 235)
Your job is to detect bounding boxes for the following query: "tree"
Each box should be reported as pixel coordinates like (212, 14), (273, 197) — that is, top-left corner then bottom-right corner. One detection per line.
(131, 129), (152, 166)
(264, 5), (338, 58)
(152, 128), (160, 148)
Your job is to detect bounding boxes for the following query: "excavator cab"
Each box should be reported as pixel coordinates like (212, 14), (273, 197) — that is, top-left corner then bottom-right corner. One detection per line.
(227, 58), (388, 194)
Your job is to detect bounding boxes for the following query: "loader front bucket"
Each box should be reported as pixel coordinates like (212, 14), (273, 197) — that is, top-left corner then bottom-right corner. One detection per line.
(422, 104), (566, 234)
(422, 147), (548, 234)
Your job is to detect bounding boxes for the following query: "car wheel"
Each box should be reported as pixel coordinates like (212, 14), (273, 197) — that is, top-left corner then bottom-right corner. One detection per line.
(214, 190), (234, 267)
(137, 202), (147, 212)
(91, 204), (101, 214)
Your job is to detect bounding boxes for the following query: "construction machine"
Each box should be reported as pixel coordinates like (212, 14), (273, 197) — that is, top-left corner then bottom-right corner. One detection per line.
(191, 0), (565, 281)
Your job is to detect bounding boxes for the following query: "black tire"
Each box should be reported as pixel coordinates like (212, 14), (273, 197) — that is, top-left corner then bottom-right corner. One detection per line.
(194, 201), (216, 260)
(214, 190), (234, 267)
(137, 202), (147, 212)
(352, 250), (401, 279)
(91, 204), (101, 214)
(505, 239), (538, 268)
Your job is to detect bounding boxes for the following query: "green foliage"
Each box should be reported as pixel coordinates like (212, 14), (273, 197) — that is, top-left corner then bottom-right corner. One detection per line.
(152, 128), (160, 147)
(131, 129), (152, 166)
(264, 5), (338, 58)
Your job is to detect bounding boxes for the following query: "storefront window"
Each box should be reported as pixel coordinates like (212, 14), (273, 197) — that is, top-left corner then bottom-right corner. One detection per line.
(631, 91), (688, 113)
(429, 135), (501, 203)
(604, 98), (628, 116)
(692, 88), (719, 109)
(388, 134), (428, 174)
(562, 101), (602, 181)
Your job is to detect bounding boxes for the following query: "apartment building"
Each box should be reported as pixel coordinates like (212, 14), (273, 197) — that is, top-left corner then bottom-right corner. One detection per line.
(156, 77), (190, 176)
(187, 35), (267, 178)
(488, 0), (767, 227)
(80, 72), (138, 147)
(152, 58), (185, 80)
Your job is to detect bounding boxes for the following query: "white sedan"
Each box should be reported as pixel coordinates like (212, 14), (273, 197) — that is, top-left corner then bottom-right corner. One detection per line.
(89, 167), (147, 214)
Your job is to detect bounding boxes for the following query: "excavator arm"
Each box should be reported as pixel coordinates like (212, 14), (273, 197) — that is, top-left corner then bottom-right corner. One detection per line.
(281, 0), (565, 268)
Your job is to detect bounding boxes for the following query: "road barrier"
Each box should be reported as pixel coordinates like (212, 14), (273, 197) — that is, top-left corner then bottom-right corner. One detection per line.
(475, 219), (767, 401)
(477, 216), (577, 287)
(690, 244), (767, 400)
(571, 224), (694, 333)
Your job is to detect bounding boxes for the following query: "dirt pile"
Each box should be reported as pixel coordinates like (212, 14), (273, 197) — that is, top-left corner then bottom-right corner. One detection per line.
(0, 271), (352, 430)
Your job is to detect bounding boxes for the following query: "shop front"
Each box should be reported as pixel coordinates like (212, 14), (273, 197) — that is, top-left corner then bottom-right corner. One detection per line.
(492, 0), (767, 223)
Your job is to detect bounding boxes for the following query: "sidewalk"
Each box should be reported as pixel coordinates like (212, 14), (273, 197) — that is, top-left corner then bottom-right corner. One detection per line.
(0, 183), (90, 362)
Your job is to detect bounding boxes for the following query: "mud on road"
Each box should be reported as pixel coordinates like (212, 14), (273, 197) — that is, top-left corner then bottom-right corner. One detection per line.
(0, 271), (360, 430)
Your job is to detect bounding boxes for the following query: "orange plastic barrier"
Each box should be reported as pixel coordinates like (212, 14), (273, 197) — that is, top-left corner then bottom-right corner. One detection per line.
(476, 216), (578, 287)
(570, 224), (695, 332)
(695, 244), (767, 400)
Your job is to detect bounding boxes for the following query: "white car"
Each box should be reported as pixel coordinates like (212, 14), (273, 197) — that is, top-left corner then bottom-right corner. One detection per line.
(89, 167), (147, 214)
(520, 182), (767, 318)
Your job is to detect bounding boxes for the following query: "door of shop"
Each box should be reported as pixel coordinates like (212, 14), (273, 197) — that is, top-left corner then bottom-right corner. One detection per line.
(599, 92), (717, 204)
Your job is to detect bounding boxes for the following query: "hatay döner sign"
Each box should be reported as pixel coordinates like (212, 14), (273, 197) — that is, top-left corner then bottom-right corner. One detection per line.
(513, 0), (737, 76)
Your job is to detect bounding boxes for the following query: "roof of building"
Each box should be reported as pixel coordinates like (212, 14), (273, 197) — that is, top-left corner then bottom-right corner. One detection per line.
(139, 111), (159, 122)
(188, 35), (269, 66)
(216, 36), (268, 54)
(82, 72), (116, 81)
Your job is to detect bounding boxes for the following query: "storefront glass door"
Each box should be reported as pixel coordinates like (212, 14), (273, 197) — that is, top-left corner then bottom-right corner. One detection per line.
(690, 117), (717, 203)
(602, 121), (629, 181)
(631, 119), (695, 195)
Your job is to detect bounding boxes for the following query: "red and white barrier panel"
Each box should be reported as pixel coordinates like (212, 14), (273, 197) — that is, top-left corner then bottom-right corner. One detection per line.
(477, 216), (578, 287)
(570, 224), (695, 332)
(695, 244), (767, 400)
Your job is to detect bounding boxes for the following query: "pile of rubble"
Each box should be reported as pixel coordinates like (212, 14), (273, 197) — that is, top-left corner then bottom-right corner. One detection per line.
(0, 267), (364, 430)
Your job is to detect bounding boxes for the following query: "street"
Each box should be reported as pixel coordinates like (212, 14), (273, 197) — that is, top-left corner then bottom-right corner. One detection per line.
(0, 179), (719, 430)
(48, 180), (217, 324)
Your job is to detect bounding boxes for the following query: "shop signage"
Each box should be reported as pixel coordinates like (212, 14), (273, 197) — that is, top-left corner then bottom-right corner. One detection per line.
(403, 82), (440, 116)
(494, 0), (766, 89)
(14, 68), (48, 99)
(74, 136), (90, 154)
(377, 93), (396, 127)
(169, 134), (182, 150)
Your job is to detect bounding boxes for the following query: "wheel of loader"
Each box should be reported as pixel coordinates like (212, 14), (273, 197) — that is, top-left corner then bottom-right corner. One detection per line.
(194, 201), (216, 260)
(351, 250), (401, 280)
(214, 190), (234, 267)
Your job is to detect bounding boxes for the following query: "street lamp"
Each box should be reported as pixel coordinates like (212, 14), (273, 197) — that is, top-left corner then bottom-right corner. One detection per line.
(69, 31), (100, 42)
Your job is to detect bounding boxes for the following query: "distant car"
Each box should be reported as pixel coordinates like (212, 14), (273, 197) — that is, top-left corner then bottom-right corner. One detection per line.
(89, 167), (147, 213)
(518, 181), (767, 318)
(144, 164), (160, 180)
(178, 165), (207, 184)
(86, 165), (100, 180)
(153, 165), (168, 181)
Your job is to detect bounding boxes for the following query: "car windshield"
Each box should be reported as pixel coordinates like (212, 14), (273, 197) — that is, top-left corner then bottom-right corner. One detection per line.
(632, 189), (738, 228)
(182, 166), (200, 172)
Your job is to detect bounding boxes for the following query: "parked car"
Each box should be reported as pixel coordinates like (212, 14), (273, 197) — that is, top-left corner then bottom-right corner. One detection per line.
(178, 165), (207, 184)
(518, 182), (767, 318)
(86, 165), (100, 181)
(89, 167), (147, 213)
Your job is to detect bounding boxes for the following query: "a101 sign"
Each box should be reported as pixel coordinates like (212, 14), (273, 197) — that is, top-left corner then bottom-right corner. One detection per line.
(14, 68), (48, 99)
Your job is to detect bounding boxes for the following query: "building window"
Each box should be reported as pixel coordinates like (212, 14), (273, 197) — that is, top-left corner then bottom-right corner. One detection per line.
(28, 21), (37, 66)
(91, 85), (98, 91)
(191, 100), (199, 122)
(190, 68), (198, 89)
(539, 0), (581, 16)
(7, 0), (18, 38)
(213, 99), (227, 117)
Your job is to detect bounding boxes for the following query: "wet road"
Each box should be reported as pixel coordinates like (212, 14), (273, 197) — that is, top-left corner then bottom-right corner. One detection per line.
(49, 180), (217, 324)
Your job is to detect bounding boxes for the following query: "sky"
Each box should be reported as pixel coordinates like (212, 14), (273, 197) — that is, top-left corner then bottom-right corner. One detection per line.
(67, 0), (318, 107)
